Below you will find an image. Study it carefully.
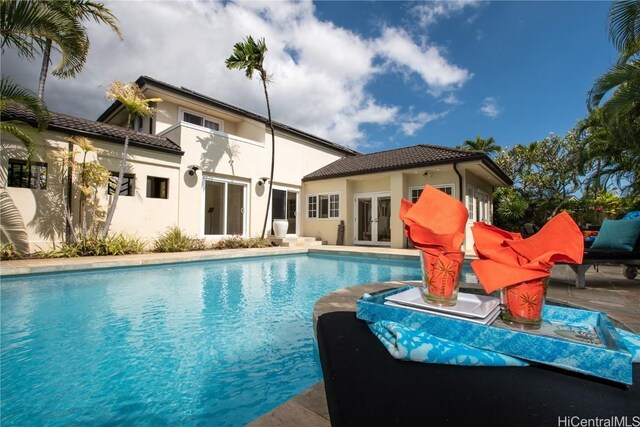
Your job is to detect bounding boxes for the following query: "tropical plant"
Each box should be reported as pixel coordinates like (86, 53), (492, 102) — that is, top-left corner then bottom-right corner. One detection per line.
(213, 236), (270, 249)
(0, 0), (87, 80)
(226, 36), (275, 239)
(1, 242), (22, 260)
(36, 0), (122, 100)
(152, 226), (206, 252)
(587, 0), (640, 122)
(101, 81), (161, 238)
(0, 191), (30, 255)
(33, 233), (145, 258)
(458, 136), (501, 156)
(494, 134), (582, 226)
(0, 76), (48, 158)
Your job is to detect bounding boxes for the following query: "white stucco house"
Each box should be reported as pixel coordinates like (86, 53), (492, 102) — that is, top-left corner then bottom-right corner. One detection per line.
(0, 76), (511, 253)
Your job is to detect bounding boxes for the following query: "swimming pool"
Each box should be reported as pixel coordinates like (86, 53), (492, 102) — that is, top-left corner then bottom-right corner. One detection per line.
(1, 253), (438, 425)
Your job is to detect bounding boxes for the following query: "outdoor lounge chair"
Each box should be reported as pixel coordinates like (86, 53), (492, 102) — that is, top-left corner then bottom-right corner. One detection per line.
(567, 216), (640, 288)
(317, 311), (639, 427)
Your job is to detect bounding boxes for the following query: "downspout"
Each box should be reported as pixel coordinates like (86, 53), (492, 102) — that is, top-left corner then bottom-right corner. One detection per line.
(453, 161), (463, 202)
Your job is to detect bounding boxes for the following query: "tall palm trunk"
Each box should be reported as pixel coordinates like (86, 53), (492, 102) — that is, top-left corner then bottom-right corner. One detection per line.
(37, 40), (52, 100)
(101, 114), (131, 238)
(260, 78), (276, 239)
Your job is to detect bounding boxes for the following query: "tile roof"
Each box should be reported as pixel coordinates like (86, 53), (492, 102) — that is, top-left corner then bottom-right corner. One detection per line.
(98, 76), (359, 156)
(2, 105), (183, 155)
(303, 144), (512, 184)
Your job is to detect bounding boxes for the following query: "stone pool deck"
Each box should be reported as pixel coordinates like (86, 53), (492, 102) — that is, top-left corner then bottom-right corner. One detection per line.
(2, 246), (638, 426)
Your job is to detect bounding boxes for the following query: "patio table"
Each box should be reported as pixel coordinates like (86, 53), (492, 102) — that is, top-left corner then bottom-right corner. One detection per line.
(316, 311), (640, 427)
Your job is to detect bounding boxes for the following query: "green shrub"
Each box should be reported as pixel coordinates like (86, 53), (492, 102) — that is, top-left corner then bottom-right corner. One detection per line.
(153, 226), (206, 252)
(33, 234), (145, 258)
(213, 236), (270, 250)
(1, 243), (23, 260)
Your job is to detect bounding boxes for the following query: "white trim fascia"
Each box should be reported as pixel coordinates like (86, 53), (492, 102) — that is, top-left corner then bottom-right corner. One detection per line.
(158, 122), (265, 148)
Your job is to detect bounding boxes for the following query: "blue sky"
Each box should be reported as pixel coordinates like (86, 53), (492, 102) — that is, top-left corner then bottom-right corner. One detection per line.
(2, 1), (617, 153)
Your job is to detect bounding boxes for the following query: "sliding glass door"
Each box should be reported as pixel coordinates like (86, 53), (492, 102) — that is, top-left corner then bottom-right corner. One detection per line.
(204, 180), (246, 236)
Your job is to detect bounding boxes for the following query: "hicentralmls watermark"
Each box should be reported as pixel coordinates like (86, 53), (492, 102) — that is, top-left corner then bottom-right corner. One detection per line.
(558, 416), (640, 427)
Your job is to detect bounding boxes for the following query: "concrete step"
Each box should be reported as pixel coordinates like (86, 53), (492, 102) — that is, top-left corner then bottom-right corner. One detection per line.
(271, 236), (327, 247)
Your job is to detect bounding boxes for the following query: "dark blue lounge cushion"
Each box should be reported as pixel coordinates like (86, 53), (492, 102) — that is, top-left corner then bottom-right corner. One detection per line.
(591, 219), (640, 252)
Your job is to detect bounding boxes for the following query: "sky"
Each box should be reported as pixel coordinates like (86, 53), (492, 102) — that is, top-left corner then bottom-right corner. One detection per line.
(2, 0), (617, 153)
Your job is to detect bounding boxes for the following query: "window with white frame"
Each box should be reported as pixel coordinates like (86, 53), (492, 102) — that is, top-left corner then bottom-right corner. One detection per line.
(181, 110), (223, 132)
(308, 193), (340, 219)
(409, 184), (454, 203)
(477, 190), (490, 222)
(466, 185), (475, 221)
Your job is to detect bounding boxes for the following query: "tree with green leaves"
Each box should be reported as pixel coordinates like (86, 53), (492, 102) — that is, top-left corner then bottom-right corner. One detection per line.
(458, 136), (501, 156)
(37, 0), (122, 100)
(0, 76), (48, 158)
(493, 133), (582, 228)
(587, 0), (639, 124)
(101, 81), (161, 238)
(226, 36), (275, 240)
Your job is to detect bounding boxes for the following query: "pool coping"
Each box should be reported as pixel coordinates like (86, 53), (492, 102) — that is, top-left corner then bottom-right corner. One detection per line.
(0, 246), (421, 277)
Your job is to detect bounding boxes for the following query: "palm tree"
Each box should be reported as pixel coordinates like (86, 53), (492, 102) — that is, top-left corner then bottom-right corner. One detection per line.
(459, 136), (501, 156)
(100, 81), (161, 238)
(587, 0), (640, 121)
(37, 0), (122, 100)
(1, 0), (88, 81)
(0, 76), (49, 255)
(226, 36), (275, 239)
(0, 76), (48, 159)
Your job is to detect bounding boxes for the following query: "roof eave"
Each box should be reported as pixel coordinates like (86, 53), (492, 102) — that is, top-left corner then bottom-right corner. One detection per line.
(98, 76), (358, 156)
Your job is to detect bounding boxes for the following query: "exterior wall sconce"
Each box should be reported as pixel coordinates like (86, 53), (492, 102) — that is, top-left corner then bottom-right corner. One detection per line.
(188, 165), (200, 176)
(257, 177), (269, 186)
(423, 171), (433, 178)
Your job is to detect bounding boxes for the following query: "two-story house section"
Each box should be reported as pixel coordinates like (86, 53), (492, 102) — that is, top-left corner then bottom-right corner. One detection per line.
(1, 76), (357, 251)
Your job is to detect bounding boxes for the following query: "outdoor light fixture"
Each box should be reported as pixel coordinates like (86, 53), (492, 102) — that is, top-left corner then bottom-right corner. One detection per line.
(423, 171), (433, 178)
(257, 177), (270, 186)
(188, 165), (200, 176)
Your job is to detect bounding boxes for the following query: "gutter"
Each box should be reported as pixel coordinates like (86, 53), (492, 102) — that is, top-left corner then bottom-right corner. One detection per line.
(453, 161), (464, 202)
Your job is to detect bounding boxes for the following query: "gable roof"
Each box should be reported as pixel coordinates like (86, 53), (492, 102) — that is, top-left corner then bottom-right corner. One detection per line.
(2, 105), (183, 155)
(97, 76), (359, 156)
(303, 144), (513, 185)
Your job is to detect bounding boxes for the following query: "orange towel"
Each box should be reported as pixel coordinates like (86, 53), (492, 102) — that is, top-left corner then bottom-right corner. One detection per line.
(471, 211), (584, 293)
(399, 185), (468, 251)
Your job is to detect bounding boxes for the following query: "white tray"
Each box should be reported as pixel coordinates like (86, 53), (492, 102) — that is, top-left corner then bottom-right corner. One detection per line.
(384, 301), (501, 325)
(385, 287), (499, 319)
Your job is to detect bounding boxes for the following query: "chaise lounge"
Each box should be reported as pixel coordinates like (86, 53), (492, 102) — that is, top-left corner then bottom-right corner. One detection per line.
(568, 216), (640, 288)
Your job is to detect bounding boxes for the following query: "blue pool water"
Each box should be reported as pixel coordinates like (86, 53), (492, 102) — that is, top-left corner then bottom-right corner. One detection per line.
(0, 253), (431, 426)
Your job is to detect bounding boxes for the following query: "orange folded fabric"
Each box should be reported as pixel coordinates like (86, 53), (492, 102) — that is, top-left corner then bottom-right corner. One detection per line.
(399, 185), (469, 251)
(471, 211), (584, 293)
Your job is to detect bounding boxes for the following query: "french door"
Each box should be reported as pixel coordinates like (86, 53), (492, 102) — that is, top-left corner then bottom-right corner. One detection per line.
(354, 192), (391, 246)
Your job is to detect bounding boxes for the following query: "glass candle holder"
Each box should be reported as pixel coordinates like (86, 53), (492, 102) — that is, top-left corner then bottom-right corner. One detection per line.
(499, 277), (549, 330)
(420, 249), (464, 306)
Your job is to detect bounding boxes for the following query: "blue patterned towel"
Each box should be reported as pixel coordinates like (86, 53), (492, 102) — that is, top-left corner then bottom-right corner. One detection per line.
(369, 320), (640, 366)
(369, 320), (528, 366)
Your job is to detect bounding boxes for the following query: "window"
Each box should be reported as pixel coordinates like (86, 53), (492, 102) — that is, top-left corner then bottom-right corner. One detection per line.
(7, 159), (47, 189)
(146, 176), (168, 199)
(182, 111), (222, 132)
(108, 172), (135, 196)
(307, 195), (318, 218)
(410, 188), (422, 203)
(466, 185), (475, 221)
(307, 193), (339, 219)
(329, 194), (340, 218)
(409, 184), (454, 203)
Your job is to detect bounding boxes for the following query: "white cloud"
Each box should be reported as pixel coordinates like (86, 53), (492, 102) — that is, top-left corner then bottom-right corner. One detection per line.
(1, 0), (471, 149)
(400, 111), (448, 136)
(479, 97), (502, 118)
(412, 1), (482, 27)
(441, 93), (461, 105)
(375, 27), (471, 96)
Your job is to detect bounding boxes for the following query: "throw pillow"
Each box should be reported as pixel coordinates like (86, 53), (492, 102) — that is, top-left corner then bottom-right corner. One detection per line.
(590, 219), (640, 251)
